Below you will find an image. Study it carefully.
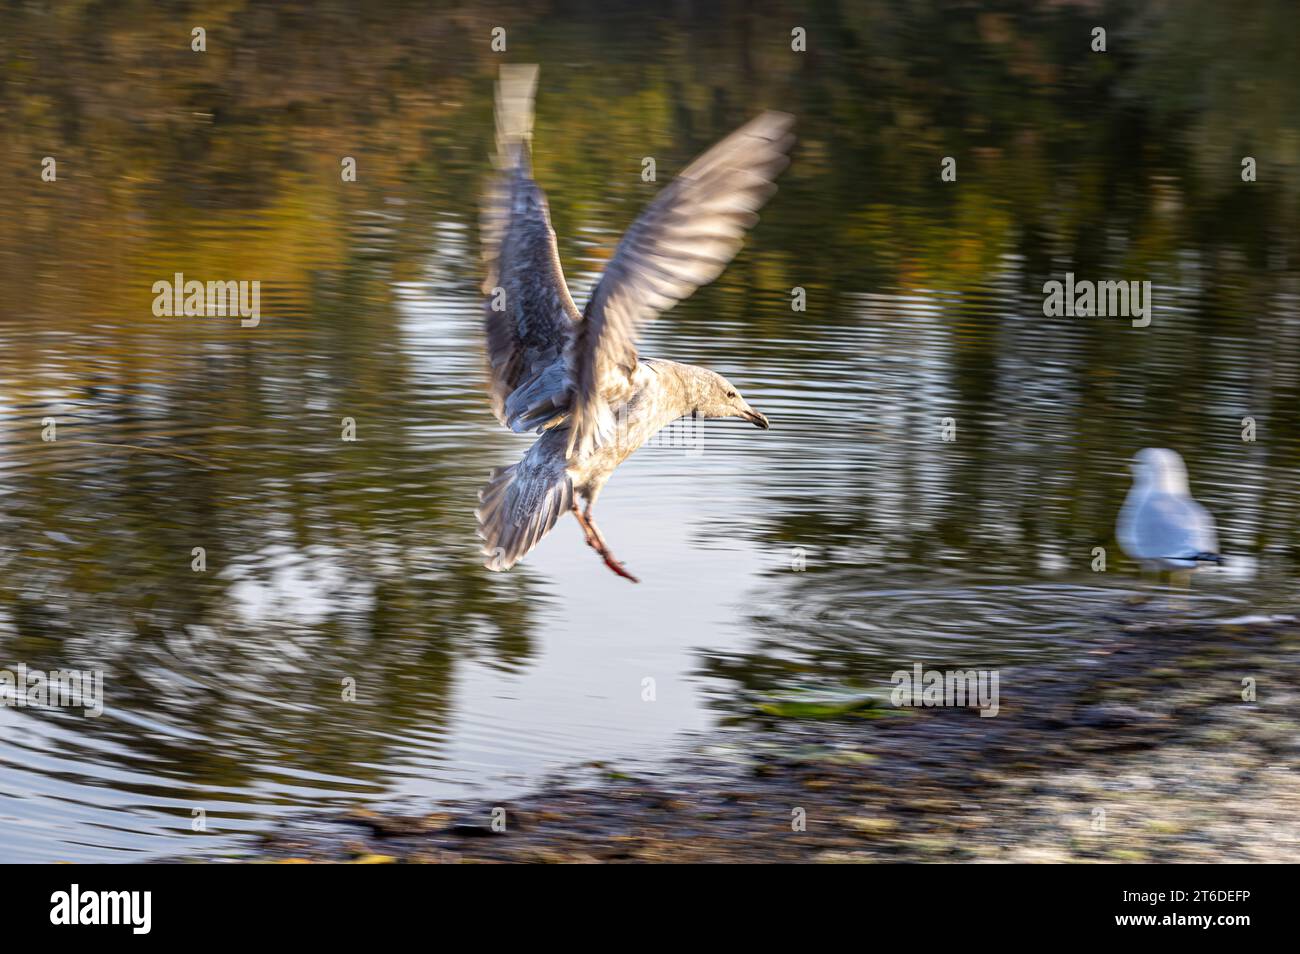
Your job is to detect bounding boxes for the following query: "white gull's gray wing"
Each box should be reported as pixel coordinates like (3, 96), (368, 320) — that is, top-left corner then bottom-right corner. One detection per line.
(565, 111), (795, 458)
(481, 64), (580, 429)
(1127, 492), (1219, 564)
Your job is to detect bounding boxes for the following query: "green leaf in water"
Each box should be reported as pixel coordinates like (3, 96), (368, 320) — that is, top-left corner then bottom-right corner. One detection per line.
(756, 687), (890, 719)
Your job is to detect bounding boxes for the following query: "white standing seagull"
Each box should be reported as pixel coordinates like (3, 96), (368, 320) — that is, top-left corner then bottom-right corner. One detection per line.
(475, 65), (794, 582)
(1117, 448), (1223, 573)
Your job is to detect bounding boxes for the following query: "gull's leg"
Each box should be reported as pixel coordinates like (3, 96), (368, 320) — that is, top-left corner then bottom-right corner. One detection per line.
(1128, 562), (1170, 609)
(1158, 572), (1173, 612)
(571, 501), (639, 583)
(1126, 565), (1152, 606)
(1170, 568), (1192, 614)
(571, 501), (598, 548)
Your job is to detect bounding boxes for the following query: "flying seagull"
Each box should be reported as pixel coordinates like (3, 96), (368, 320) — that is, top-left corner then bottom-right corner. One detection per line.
(1117, 448), (1223, 573)
(476, 65), (794, 582)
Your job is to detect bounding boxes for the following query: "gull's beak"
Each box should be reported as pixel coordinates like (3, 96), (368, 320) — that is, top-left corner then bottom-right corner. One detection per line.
(743, 408), (770, 430)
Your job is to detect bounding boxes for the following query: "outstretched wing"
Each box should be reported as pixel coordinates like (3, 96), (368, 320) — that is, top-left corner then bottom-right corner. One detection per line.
(566, 111), (795, 457)
(481, 64), (580, 428)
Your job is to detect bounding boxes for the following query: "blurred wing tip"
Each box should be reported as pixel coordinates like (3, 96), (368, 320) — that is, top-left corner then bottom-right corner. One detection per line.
(748, 110), (797, 137)
(494, 64), (541, 167)
(499, 62), (540, 79)
(496, 64), (540, 104)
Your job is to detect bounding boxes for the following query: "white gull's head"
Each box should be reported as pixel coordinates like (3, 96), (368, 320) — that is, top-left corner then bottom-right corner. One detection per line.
(1130, 447), (1190, 494)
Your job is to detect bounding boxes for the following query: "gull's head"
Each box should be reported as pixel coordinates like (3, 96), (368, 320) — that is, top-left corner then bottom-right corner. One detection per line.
(1130, 447), (1189, 493)
(694, 369), (769, 429)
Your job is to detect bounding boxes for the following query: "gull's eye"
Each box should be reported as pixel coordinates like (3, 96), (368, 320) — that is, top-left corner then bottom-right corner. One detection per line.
(726, 390), (737, 399)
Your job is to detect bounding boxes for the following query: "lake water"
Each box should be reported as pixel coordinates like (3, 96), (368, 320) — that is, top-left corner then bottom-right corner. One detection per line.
(1, 2), (1297, 861)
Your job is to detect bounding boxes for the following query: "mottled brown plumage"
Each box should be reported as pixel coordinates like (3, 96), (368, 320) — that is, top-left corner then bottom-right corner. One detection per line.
(477, 65), (792, 580)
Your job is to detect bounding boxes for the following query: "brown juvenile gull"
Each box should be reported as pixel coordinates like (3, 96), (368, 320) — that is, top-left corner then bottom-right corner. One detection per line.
(476, 65), (794, 582)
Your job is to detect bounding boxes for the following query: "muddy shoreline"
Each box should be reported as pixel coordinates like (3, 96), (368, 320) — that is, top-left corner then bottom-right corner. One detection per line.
(250, 614), (1300, 863)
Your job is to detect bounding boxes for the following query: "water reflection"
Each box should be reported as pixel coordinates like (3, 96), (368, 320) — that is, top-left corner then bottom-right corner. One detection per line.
(0, 1), (1297, 860)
